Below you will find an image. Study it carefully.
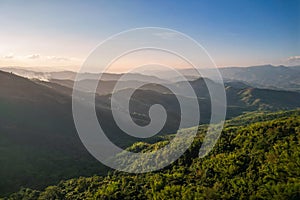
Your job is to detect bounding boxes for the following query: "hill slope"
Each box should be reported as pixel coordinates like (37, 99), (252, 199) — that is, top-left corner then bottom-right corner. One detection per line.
(5, 110), (300, 199)
(0, 70), (300, 196)
(0, 71), (107, 196)
(140, 65), (300, 92)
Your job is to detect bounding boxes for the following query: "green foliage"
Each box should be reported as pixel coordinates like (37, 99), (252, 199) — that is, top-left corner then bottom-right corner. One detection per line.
(4, 110), (300, 199)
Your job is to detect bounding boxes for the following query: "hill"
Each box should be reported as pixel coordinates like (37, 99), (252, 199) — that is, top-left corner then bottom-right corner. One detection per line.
(0, 71), (108, 196)
(219, 65), (300, 91)
(140, 65), (300, 92)
(0, 70), (300, 196)
(0, 67), (167, 83)
(5, 110), (300, 199)
(3, 65), (300, 92)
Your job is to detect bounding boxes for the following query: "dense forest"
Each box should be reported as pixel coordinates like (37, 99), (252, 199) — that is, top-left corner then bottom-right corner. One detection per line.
(4, 110), (300, 200)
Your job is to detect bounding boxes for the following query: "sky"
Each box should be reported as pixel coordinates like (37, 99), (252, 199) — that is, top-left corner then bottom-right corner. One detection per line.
(0, 0), (299, 72)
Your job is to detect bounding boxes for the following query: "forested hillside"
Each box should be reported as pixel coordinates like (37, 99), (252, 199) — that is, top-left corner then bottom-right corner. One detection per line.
(5, 110), (300, 200)
(2, 70), (300, 196)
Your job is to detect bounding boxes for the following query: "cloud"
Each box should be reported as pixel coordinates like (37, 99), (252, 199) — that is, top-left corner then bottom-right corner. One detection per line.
(26, 54), (40, 59)
(286, 56), (300, 65)
(3, 54), (14, 59)
(47, 56), (70, 62)
(287, 55), (300, 62)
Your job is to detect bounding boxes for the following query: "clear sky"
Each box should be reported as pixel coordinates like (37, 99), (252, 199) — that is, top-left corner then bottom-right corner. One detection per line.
(0, 0), (299, 71)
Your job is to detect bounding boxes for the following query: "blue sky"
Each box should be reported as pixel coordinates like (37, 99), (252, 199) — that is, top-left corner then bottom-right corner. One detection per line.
(0, 0), (299, 71)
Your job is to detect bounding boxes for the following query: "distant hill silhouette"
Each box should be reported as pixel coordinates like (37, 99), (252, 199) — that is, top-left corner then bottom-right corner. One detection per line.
(137, 65), (300, 92)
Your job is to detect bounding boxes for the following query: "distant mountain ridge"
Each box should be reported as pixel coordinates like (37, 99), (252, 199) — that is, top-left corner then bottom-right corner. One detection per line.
(138, 65), (300, 92)
(2, 64), (299, 91)
(218, 65), (300, 91)
(0, 67), (168, 83)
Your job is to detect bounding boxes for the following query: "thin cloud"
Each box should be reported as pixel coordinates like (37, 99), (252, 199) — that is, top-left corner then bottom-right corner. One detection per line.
(3, 54), (14, 59)
(27, 54), (40, 59)
(47, 56), (70, 62)
(287, 56), (300, 65)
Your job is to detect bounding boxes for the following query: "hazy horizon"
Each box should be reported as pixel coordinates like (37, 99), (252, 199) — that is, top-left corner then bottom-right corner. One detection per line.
(0, 63), (299, 74)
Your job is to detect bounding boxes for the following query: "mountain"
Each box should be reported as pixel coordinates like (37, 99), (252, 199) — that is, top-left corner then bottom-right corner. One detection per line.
(0, 67), (168, 83)
(139, 65), (300, 92)
(219, 65), (300, 91)
(4, 65), (300, 91)
(0, 70), (300, 196)
(0, 71), (108, 196)
(50, 79), (151, 95)
(5, 110), (300, 199)
(0, 71), (197, 196)
(47, 76), (300, 126)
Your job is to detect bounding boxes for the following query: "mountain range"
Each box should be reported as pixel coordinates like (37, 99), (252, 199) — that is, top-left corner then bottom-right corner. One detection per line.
(138, 65), (300, 92)
(0, 65), (300, 196)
